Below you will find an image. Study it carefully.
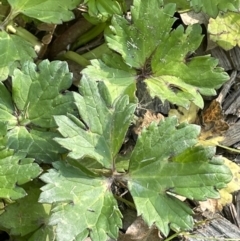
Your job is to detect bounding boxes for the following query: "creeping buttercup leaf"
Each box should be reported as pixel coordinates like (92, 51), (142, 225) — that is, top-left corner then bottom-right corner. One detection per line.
(208, 12), (240, 50)
(8, 0), (81, 24)
(0, 32), (36, 79)
(0, 153), (42, 200)
(0, 60), (74, 162)
(81, 55), (137, 103)
(0, 126), (42, 200)
(54, 77), (136, 168)
(7, 127), (66, 163)
(104, 0), (228, 108)
(39, 161), (122, 241)
(12, 60), (75, 128)
(128, 117), (232, 236)
(0, 181), (53, 238)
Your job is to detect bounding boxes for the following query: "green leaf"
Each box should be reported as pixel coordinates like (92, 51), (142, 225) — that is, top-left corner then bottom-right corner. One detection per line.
(163, 0), (190, 10)
(0, 32), (36, 76)
(81, 56), (137, 103)
(163, 0), (240, 18)
(128, 117), (232, 236)
(7, 127), (66, 163)
(39, 161), (122, 241)
(0, 147), (42, 200)
(0, 82), (17, 128)
(189, 0), (240, 18)
(208, 11), (240, 50)
(54, 77), (136, 168)
(0, 181), (52, 238)
(105, 0), (228, 108)
(83, 0), (123, 22)
(8, 0), (81, 24)
(106, 1), (176, 69)
(12, 60), (76, 128)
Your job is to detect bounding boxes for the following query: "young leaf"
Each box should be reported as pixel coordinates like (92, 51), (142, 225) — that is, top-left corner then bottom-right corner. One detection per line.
(127, 117), (232, 236)
(0, 182), (53, 238)
(105, 0), (229, 108)
(54, 77), (136, 168)
(12, 60), (76, 128)
(39, 161), (122, 241)
(8, 0), (81, 24)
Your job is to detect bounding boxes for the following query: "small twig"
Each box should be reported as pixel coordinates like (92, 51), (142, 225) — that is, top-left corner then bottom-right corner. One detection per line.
(217, 70), (237, 104)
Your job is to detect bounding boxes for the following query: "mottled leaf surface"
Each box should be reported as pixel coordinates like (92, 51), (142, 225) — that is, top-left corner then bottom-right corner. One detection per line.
(54, 77), (136, 168)
(128, 117), (232, 236)
(12, 60), (75, 128)
(40, 161), (122, 241)
(0, 127), (42, 199)
(208, 11), (240, 50)
(104, 0), (228, 108)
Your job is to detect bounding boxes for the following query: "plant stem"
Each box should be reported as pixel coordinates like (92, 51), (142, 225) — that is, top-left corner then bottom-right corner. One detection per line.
(217, 144), (240, 153)
(7, 25), (43, 53)
(0, 8), (17, 28)
(81, 43), (111, 60)
(164, 231), (184, 241)
(71, 22), (107, 50)
(113, 194), (136, 209)
(58, 51), (90, 67)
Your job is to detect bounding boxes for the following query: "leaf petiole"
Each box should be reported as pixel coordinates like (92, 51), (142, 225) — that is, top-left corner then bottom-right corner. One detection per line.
(6, 25), (43, 53)
(57, 51), (90, 67)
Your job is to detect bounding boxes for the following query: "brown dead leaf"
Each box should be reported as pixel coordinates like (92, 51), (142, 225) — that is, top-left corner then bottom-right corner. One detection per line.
(118, 216), (162, 241)
(199, 99), (229, 145)
(133, 110), (164, 135)
(202, 99), (229, 133)
(198, 199), (218, 213)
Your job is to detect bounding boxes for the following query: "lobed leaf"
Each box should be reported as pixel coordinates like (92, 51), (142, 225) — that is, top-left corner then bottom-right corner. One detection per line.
(12, 60), (76, 128)
(0, 144), (42, 200)
(104, 0), (228, 108)
(39, 161), (122, 241)
(8, 0), (81, 24)
(128, 117), (232, 236)
(7, 127), (66, 163)
(0, 182), (53, 238)
(54, 77), (136, 168)
(81, 55), (137, 103)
